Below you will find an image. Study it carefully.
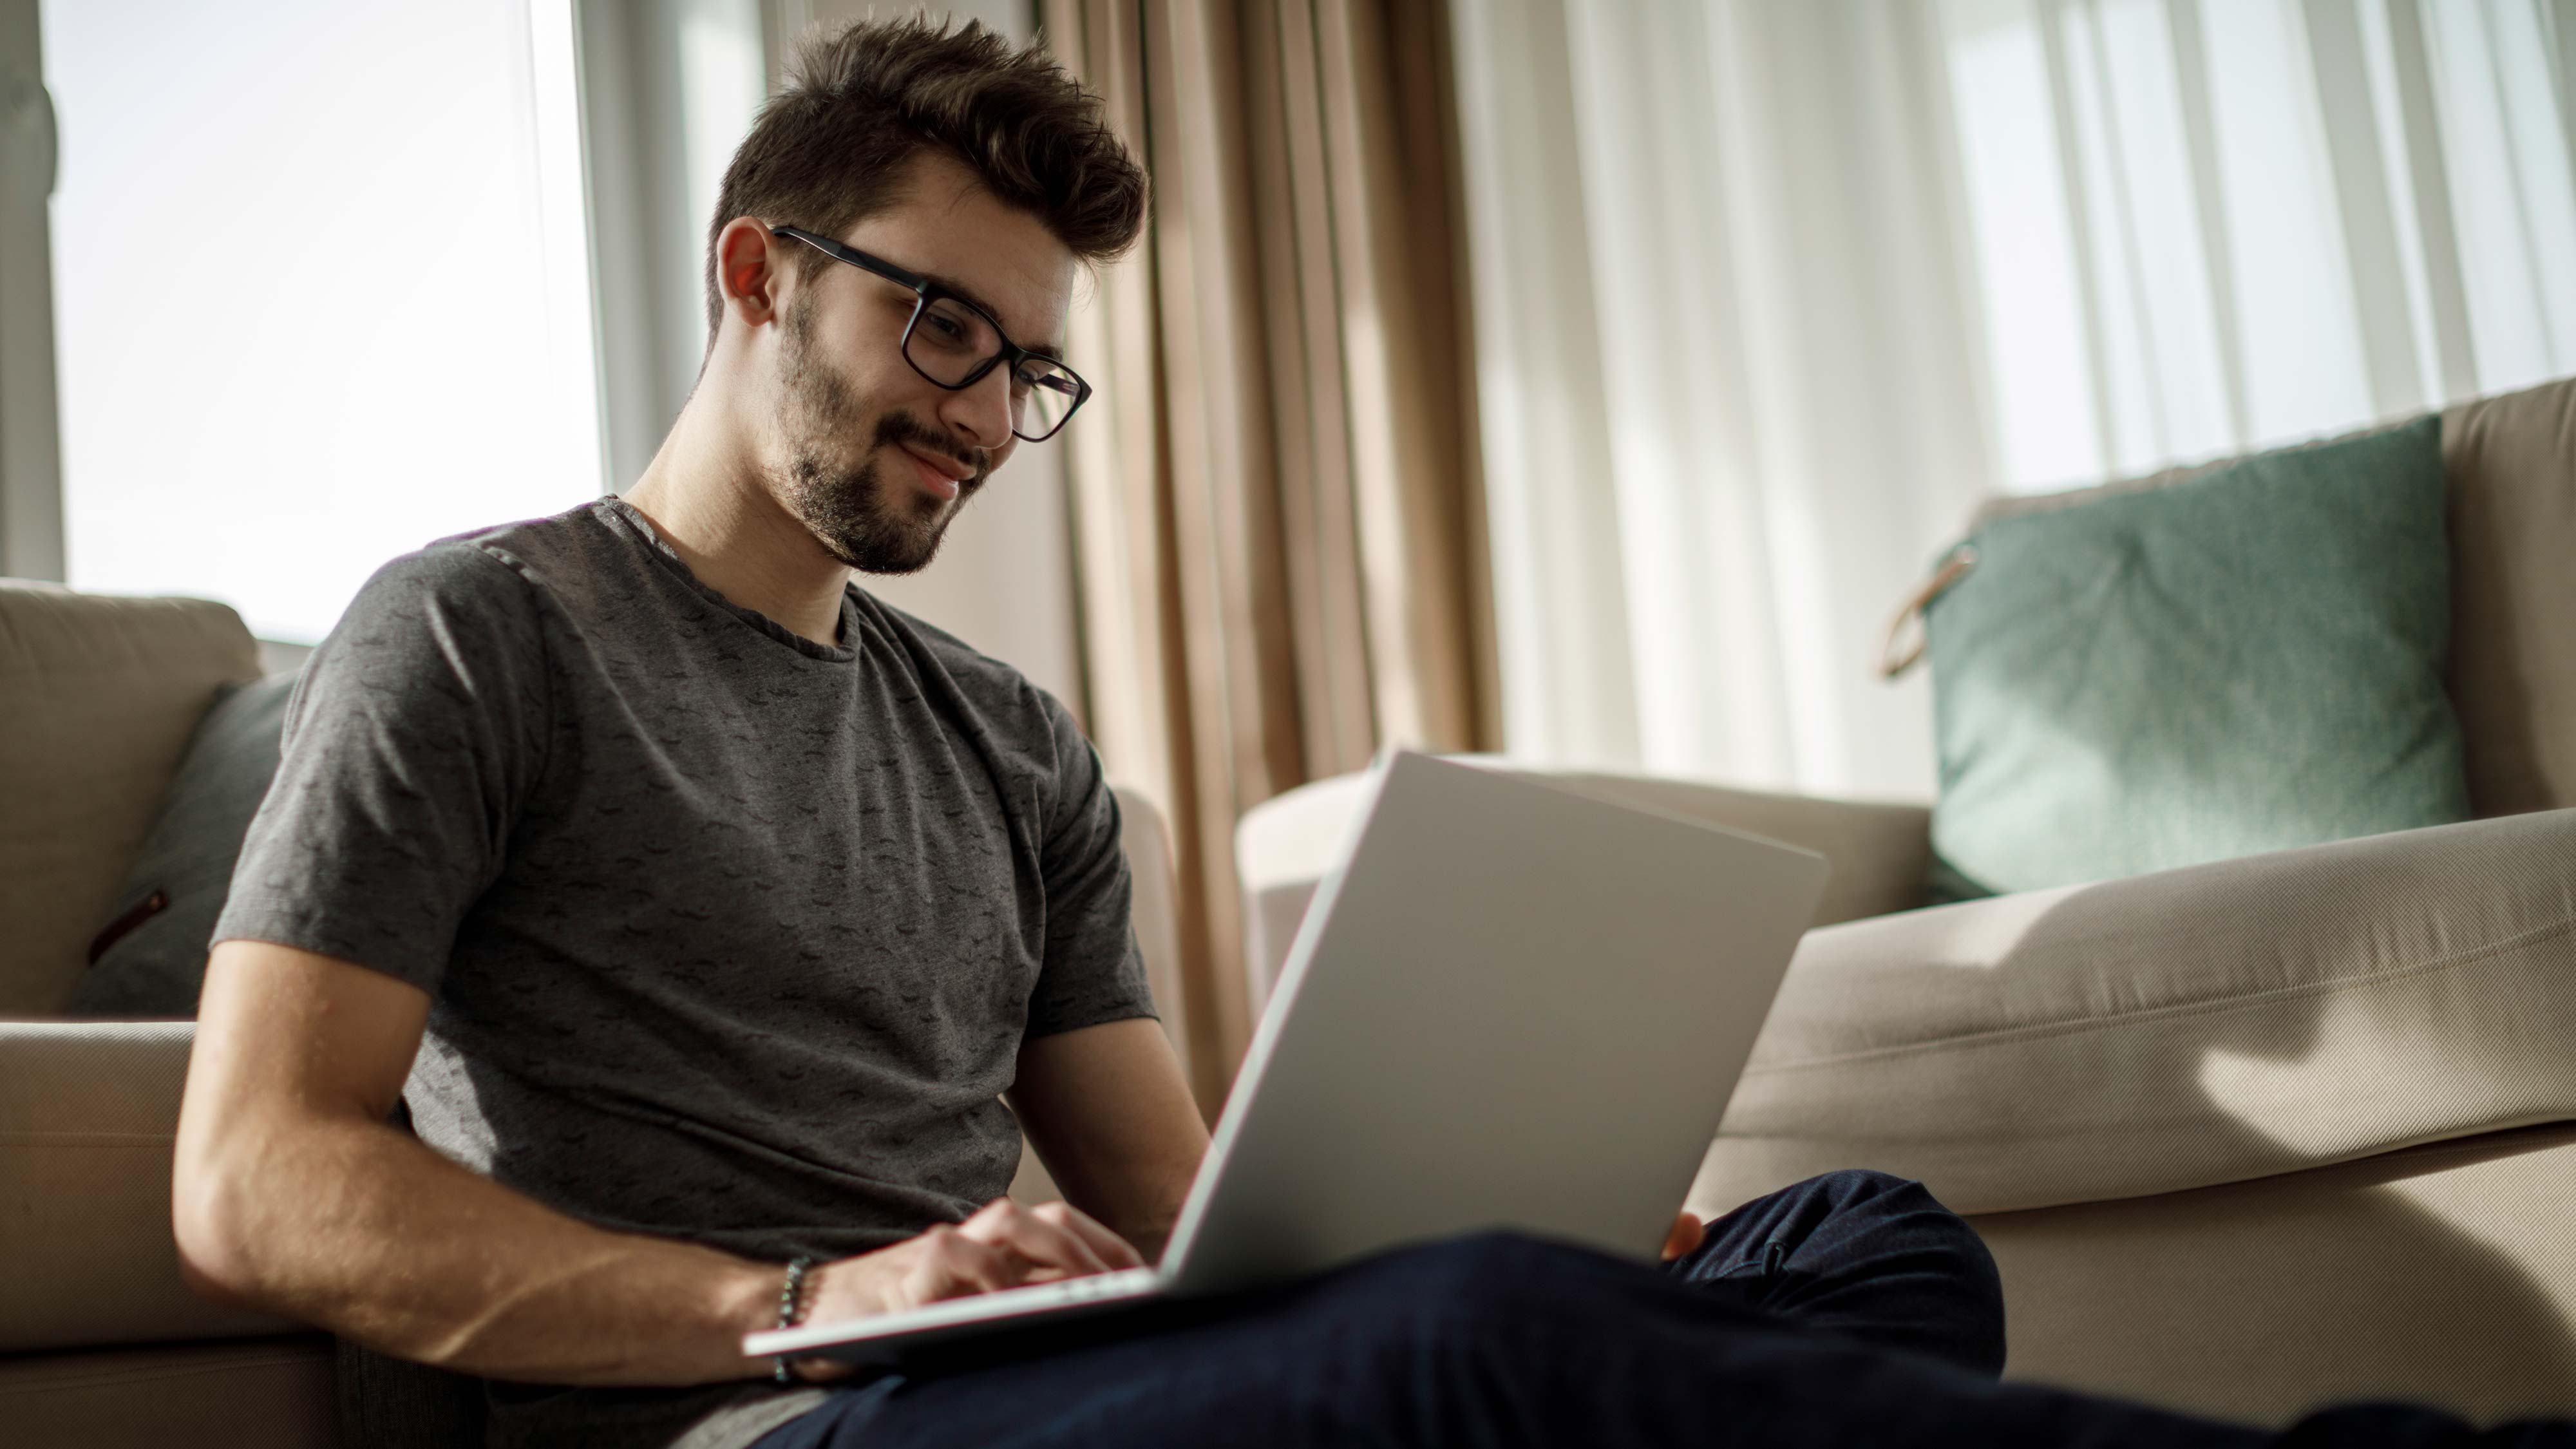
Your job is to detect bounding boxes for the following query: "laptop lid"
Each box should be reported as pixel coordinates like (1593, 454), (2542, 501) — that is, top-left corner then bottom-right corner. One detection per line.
(1159, 750), (1829, 1294)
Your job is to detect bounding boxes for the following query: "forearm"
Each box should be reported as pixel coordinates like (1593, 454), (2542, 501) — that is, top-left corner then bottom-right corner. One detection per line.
(177, 1112), (779, 1387)
(1126, 1217), (1184, 1267)
(1009, 1019), (1208, 1263)
(1091, 1151), (1198, 1265)
(1068, 1176), (1188, 1266)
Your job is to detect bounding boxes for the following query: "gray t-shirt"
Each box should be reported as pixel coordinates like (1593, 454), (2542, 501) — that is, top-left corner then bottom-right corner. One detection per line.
(215, 497), (1156, 1448)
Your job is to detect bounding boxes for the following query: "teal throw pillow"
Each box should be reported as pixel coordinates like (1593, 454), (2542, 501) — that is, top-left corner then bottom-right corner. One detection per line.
(1923, 415), (2469, 902)
(70, 672), (297, 1016)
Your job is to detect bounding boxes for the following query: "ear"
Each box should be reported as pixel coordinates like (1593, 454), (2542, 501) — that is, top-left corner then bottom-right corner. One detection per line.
(715, 216), (785, 331)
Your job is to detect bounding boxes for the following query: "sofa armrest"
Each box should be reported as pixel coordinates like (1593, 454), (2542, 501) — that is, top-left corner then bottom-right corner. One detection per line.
(1501, 770), (1932, 926)
(1689, 810), (2576, 1219)
(1111, 782), (1189, 1083)
(1234, 757), (1931, 1013)
(0, 1021), (301, 1352)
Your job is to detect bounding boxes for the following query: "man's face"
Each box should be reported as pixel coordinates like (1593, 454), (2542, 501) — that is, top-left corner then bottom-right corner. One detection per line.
(766, 152), (1078, 574)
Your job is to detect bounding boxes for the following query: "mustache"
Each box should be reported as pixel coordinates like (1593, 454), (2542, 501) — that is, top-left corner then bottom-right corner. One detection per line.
(874, 412), (985, 484)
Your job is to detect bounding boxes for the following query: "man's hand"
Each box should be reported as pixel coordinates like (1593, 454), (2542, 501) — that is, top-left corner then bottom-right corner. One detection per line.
(779, 1203), (1703, 1382)
(1662, 1210), (1706, 1263)
(782, 1197), (1144, 1383)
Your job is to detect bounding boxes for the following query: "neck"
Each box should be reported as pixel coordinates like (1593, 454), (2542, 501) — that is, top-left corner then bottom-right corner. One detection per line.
(620, 392), (850, 649)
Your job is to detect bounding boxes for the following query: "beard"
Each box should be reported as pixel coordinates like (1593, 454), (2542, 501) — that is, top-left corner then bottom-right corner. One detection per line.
(773, 295), (986, 574)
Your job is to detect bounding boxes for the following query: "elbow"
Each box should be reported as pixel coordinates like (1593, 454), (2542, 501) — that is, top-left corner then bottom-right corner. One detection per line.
(175, 1246), (255, 1312)
(170, 1145), (267, 1311)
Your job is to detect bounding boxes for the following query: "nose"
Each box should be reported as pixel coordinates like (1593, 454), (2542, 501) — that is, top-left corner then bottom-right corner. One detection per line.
(936, 363), (1017, 457)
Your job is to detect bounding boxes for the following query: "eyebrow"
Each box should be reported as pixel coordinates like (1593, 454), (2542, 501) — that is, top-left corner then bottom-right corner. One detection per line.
(914, 266), (1068, 363)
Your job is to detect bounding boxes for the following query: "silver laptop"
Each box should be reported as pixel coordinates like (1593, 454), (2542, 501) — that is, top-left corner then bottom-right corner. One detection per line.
(747, 750), (1828, 1367)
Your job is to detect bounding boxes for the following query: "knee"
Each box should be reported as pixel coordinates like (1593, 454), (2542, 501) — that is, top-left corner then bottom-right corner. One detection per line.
(1801, 1167), (1925, 1208)
(1876, 1181), (2006, 1378)
(1804, 1170), (1984, 1248)
(1818, 1169), (1998, 1275)
(1788, 1170), (2007, 1376)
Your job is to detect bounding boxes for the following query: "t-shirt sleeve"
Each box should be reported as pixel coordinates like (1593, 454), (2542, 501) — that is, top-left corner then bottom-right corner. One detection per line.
(1023, 694), (1159, 1039)
(214, 545), (551, 996)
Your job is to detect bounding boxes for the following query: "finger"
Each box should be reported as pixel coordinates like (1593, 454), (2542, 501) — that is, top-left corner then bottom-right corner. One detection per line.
(1661, 1211), (1706, 1262)
(952, 1200), (1061, 1277)
(958, 1197), (1107, 1277)
(788, 1354), (859, 1383)
(960, 1198), (1113, 1278)
(912, 1226), (1026, 1302)
(1031, 1200), (1148, 1271)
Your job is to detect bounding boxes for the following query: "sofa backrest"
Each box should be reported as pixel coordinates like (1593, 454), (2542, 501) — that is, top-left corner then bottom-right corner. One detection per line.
(2439, 377), (2575, 818)
(0, 581), (261, 1014)
(1977, 373), (2575, 820)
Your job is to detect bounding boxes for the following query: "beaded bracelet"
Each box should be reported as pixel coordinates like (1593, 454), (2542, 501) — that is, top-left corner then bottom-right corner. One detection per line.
(772, 1255), (818, 1385)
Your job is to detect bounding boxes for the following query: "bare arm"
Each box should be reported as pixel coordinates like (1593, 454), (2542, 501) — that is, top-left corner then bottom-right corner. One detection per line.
(178, 940), (1155, 1386)
(174, 939), (790, 1387)
(1005, 1016), (1209, 1263)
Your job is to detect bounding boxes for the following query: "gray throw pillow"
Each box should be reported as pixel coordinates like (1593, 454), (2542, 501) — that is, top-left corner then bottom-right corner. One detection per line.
(70, 672), (297, 1016)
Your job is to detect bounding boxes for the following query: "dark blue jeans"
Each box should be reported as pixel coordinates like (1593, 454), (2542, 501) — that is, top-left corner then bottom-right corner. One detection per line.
(753, 1170), (2567, 1448)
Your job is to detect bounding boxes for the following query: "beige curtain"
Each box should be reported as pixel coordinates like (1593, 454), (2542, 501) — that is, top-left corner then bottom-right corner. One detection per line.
(1037, 0), (1495, 1110)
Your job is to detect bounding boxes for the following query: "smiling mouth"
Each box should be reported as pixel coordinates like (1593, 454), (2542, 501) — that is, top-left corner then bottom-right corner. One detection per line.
(898, 444), (974, 502)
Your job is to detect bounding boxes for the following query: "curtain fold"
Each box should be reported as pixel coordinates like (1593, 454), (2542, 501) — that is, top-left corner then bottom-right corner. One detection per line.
(1038, 0), (1494, 1108)
(1454, 0), (1996, 799)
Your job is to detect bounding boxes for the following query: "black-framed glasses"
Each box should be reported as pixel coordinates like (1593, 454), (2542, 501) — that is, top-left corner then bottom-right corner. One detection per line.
(768, 223), (1092, 442)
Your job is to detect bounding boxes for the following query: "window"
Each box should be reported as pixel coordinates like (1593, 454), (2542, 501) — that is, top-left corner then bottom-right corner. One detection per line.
(43, 0), (600, 641)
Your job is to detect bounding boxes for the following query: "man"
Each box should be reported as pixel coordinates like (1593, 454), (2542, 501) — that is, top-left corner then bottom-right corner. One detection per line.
(171, 17), (2557, 1449)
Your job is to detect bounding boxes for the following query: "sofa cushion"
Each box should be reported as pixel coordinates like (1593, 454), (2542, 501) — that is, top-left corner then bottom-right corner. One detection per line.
(1692, 810), (2576, 1217)
(0, 1334), (339, 1449)
(1113, 784), (1191, 1083)
(0, 582), (261, 1014)
(1925, 416), (2468, 900)
(70, 674), (298, 1018)
(0, 1021), (298, 1352)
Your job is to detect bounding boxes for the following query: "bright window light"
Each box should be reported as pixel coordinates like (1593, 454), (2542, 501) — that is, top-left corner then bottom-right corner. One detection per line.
(2195, 0), (2371, 447)
(1942, 0), (2106, 493)
(44, 0), (603, 643)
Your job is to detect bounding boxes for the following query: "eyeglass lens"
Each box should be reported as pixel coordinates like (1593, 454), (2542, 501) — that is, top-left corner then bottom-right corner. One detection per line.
(905, 298), (1083, 439)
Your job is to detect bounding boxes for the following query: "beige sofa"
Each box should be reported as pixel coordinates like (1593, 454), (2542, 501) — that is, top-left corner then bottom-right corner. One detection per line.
(6, 377), (2568, 1443)
(0, 588), (1188, 1448)
(1237, 374), (2576, 1428)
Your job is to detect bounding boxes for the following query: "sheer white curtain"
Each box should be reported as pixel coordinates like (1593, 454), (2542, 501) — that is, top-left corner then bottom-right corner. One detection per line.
(1450, 0), (2576, 799)
(1949, 0), (2576, 489)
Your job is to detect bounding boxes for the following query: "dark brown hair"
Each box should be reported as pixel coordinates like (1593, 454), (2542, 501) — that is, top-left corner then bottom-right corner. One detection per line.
(703, 15), (1147, 350)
